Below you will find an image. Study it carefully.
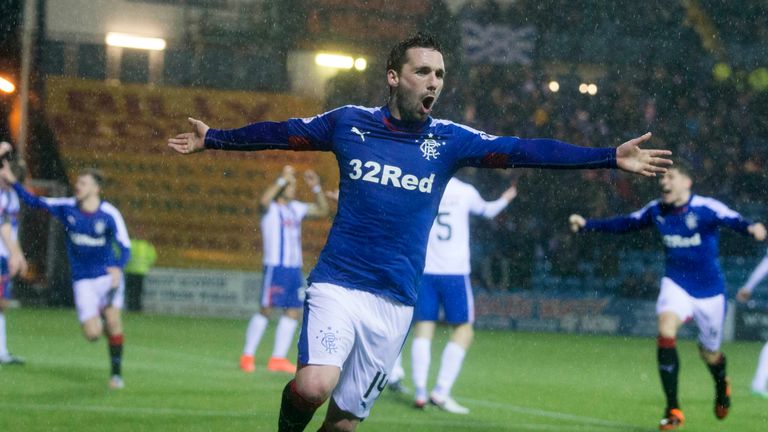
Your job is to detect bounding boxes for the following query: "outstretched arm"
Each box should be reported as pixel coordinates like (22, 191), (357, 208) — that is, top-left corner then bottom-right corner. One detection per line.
(458, 130), (672, 176)
(569, 203), (654, 234)
(1, 161), (67, 218)
(168, 108), (342, 154)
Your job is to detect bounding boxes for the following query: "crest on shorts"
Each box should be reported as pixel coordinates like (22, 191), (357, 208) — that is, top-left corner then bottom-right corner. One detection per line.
(685, 213), (698, 230)
(420, 134), (444, 161)
(94, 220), (106, 235)
(317, 327), (340, 354)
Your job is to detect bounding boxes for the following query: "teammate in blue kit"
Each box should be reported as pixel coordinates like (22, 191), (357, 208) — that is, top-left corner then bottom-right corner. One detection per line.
(240, 165), (329, 374)
(0, 142), (27, 366)
(0, 163), (131, 389)
(737, 250), (768, 398)
(169, 32), (672, 432)
(569, 162), (766, 430)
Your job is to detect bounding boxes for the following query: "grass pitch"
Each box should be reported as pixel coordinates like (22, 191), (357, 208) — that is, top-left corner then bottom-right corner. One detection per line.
(1, 308), (767, 431)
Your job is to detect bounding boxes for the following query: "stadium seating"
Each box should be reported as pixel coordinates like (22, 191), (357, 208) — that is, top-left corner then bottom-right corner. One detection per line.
(44, 77), (337, 270)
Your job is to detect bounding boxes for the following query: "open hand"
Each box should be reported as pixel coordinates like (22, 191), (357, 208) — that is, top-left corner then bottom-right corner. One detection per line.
(616, 133), (673, 177)
(168, 118), (209, 154)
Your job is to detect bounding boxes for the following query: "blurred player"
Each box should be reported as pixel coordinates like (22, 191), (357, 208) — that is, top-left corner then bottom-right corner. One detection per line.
(0, 163), (131, 389)
(169, 32), (671, 431)
(240, 165), (329, 374)
(570, 162), (766, 430)
(0, 142), (28, 366)
(736, 250), (768, 398)
(411, 177), (517, 413)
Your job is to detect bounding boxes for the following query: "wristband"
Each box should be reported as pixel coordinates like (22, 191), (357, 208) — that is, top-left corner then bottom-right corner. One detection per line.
(312, 185), (322, 194)
(276, 178), (287, 187)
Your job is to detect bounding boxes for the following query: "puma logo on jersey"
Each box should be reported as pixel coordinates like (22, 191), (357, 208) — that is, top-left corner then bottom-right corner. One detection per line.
(663, 233), (701, 248)
(350, 127), (370, 142)
(348, 159), (435, 193)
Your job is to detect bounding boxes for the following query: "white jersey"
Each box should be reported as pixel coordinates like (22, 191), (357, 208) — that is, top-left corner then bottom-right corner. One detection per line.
(423, 178), (510, 275)
(743, 250), (768, 294)
(0, 187), (20, 258)
(261, 200), (309, 268)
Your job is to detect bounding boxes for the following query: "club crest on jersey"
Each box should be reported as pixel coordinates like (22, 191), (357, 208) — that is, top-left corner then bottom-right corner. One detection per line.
(420, 133), (444, 160)
(316, 327), (340, 354)
(94, 220), (106, 235)
(685, 213), (698, 230)
(350, 127), (370, 142)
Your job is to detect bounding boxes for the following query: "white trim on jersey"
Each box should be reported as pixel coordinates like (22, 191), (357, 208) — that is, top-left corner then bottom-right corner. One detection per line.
(101, 201), (131, 250)
(261, 201), (309, 267)
(690, 195), (741, 219)
(430, 119), (508, 141)
(629, 199), (659, 220)
(464, 274), (475, 323)
(300, 105), (378, 124)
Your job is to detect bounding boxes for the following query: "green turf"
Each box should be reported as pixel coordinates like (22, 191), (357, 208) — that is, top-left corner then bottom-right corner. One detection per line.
(1, 308), (767, 431)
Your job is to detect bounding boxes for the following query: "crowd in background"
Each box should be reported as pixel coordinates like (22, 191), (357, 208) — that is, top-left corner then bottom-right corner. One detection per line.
(325, 0), (768, 298)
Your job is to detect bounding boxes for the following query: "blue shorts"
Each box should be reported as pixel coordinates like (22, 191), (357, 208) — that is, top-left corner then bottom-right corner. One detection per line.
(413, 274), (474, 324)
(261, 265), (304, 309)
(0, 257), (11, 300)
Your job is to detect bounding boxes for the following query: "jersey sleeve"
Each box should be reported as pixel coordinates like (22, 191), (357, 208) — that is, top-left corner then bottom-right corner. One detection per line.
(104, 203), (131, 268)
(12, 182), (69, 221)
(204, 106), (349, 152)
(453, 126), (616, 170)
(583, 201), (656, 233)
(704, 198), (752, 234)
(743, 252), (768, 294)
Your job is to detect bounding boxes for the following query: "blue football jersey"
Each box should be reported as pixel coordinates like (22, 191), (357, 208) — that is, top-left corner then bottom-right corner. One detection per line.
(13, 183), (131, 282)
(584, 194), (752, 298)
(207, 105), (616, 305)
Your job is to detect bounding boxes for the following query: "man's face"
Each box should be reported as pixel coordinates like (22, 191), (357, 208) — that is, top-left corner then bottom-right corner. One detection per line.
(659, 168), (692, 204)
(388, 47), (445, 122)
(75, 174), (100, 202)
(281, 182), (297, 201)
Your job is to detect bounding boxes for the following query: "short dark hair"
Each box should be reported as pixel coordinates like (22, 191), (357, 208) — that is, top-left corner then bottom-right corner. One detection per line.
(670, 159), (693, 179)
(79, 168), (105, 187)
(386, 32), (443, 74)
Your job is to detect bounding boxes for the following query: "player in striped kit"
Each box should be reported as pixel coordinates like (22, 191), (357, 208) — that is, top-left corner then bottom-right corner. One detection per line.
(570, 162), (766, 430)
(240, 165), (329, 374)
(0, 142), (27, 366)
(169, 32), (672, 431)
(410, 177), (517, 413)
(737, 250), (768, 398)
(0, 163), (131, 389)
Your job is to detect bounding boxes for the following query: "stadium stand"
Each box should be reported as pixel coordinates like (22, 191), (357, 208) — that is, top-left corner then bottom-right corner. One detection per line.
(42, 77), (337, 270)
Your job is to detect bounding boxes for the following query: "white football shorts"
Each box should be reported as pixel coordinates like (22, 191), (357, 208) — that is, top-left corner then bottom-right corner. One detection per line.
(297, 282), (413, 419)
(656, 277), (726, 352)
(73, 274), (125, 323)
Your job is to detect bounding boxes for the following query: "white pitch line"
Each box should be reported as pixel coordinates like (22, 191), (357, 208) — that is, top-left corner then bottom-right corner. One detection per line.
(459, 397), (648, 431)
(367, 414), (638, 431)
(0, 402), (642, 432)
